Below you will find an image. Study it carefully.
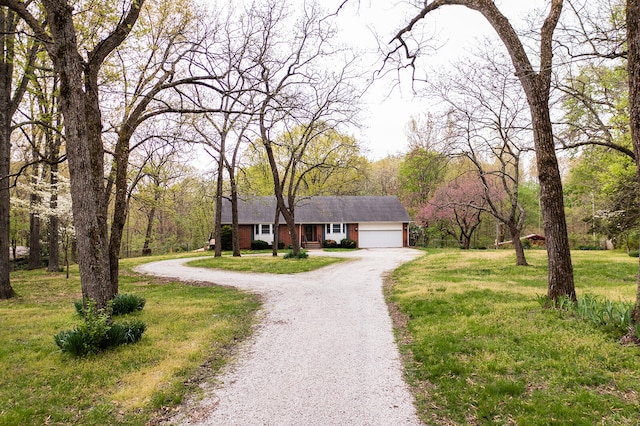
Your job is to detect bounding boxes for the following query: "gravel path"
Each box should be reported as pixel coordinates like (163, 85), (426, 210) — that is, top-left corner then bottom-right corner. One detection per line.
(136, 249), (423, 426)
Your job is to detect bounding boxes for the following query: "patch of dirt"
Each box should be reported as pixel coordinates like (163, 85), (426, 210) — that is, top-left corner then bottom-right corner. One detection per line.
(620, 327), (640, 347)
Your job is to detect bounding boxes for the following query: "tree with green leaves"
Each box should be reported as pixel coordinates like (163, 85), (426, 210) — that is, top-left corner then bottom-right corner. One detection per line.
(398, 146), (448, 218)
(0, 0), (146, 310)
(363, 155), (400, 196)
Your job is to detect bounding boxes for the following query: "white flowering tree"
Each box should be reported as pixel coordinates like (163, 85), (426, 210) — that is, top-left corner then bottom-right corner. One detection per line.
(12, 174), (74, 277)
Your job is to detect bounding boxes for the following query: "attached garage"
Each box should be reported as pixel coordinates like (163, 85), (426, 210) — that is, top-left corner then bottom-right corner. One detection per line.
(358, 222), (404, 248)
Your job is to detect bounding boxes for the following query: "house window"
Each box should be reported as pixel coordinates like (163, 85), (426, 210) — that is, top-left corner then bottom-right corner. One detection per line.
(326, 223), (344, 234)
(255, 224), (272, 235)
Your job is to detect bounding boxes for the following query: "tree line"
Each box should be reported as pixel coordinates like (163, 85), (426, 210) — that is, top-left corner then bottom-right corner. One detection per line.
(1, 0), (640, 335)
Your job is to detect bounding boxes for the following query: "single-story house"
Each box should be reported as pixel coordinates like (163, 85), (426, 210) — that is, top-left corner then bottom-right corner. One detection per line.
(220, 196), (411, 249)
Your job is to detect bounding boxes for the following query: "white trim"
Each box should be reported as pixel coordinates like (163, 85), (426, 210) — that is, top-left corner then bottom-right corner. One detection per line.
(253, 223), (274, 244)
(358, 222), (403, 231)
(325, 223), (347, 241)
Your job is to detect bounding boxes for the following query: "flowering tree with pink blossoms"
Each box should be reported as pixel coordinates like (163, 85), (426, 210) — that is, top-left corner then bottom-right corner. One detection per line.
(417, 173), (491, 249)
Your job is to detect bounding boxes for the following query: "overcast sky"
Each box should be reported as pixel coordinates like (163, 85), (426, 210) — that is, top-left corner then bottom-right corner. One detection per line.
(330, 0), (547, 160)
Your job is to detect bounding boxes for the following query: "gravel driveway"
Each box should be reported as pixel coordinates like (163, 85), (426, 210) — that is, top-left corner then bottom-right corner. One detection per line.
(136, 248), (423, 426)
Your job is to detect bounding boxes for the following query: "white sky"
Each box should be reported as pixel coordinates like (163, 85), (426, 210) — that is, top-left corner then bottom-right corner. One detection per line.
(330, 0), (547, 160)
(192, 0), (548, 168)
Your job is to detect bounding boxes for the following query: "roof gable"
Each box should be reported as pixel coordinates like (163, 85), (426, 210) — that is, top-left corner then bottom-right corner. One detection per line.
(221, 196), (411, 224)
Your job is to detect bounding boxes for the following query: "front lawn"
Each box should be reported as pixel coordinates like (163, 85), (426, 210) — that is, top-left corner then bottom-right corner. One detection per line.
(388, 249), (640, 425)
(0, 254), (260, 426)
(186, 254), (347, 274)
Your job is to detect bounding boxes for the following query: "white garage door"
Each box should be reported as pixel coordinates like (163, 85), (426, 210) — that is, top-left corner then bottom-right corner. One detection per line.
(358, 222), (404, 248)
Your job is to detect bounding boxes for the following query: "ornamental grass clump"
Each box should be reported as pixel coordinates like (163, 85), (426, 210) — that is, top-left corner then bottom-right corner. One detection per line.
(284, 249), (309, 259)
(74, 293), (146, 316)
(55, 299), (146, 357)
(111, 293), (146, 315)
(538, 293), (634, 338)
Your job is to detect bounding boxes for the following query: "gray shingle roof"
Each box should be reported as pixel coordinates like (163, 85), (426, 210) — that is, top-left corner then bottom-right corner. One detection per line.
(220, 196), (411, 224)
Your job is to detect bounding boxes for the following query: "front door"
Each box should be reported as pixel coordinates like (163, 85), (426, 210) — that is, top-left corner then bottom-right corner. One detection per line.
(304, 225), (316, 242)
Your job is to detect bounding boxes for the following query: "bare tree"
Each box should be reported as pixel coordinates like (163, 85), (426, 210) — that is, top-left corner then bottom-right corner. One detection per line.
(390, 0), (575, 301)
(249, 0), (361, 256)
(189, 10), (260, 258)
(432, 51), (533, 265)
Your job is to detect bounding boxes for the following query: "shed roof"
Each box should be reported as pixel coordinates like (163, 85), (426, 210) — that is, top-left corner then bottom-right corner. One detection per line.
(220, 196), (411, 224)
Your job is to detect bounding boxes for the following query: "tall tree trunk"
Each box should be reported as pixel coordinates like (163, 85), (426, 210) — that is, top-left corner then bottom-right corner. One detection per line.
(528, 92), (575, 300)
(107, 134), (130, 295)
(214, 157), (224, 257)
(480, 0), (574, 300)
(28, 154), (41, 270)
(0, 7), (17, 298)
(48, 212), (59, 271)
(272, 205), (280, 257)
(2, 0), (143, 312)
(47, 136), (61, 272)
(0, 74), (14, 298)
(394, 0), (574, 301)
(261, 139), (301, 256)
(142, 183), (161, 256)
(626, 0), (640, 323)
(28, 212), (40, 269)
(509, 226), (528, 266)
(229, 173), (241, 257)
(142, 206), (156, 256)
(45, 3), (112, 309)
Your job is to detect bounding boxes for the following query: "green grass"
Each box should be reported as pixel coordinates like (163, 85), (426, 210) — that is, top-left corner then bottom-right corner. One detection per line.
(186, 254), (347, 274)
(388, 249), (640, 425)
(0, 254), (261, 425)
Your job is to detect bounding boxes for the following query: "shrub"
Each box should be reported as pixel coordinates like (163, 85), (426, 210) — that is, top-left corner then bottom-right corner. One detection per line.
(340, 238), (357, 249)
(111, 294), (146, 316)
(55, 300), (147, 357)
(283, 249), (309, 259)
(251, 240), (270, 250)
(107, 319), (147, 345)
(521, 239), (532, 249)
(220, 225), (233, 250)
(278, 241), (285, 249)
(577, 245), (601, 250)
(74, 293), (146, 317)
(73, 300), (83, 316)
(323, 239), (338, 248)
(57, 300), (111, 356)
(53, 329), (86, 357)
(628, 250), (639, 258)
